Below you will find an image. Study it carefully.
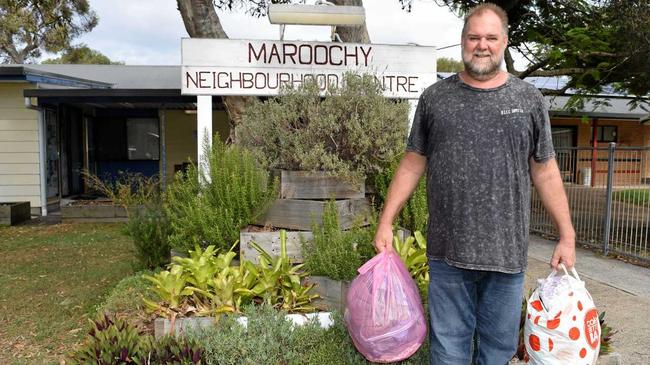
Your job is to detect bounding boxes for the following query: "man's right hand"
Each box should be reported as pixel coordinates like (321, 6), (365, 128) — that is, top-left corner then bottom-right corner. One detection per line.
(373, 223), (394, 253)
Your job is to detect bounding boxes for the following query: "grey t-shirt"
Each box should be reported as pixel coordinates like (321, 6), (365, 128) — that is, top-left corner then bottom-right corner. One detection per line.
(407, 74), (555, 273)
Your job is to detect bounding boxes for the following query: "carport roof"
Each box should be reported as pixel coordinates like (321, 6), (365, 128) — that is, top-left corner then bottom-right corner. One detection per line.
(0, 64), (180, 89)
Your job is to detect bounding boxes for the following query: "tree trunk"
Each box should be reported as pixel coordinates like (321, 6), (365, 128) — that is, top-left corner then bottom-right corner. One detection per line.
(176, 0), (251, 144)
(176, 0), (371, 143)
(330, 0), (370, 43)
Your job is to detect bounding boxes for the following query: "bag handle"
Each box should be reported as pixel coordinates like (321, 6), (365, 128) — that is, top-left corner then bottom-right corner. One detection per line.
(357, 251), (386, 275)
(558, 263), (581, 282)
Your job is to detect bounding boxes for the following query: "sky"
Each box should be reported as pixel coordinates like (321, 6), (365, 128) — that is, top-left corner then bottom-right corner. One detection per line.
(48, 0), (467, 65)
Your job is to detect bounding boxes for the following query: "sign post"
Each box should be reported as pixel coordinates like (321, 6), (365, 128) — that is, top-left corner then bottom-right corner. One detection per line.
(181, 38), (436, 178)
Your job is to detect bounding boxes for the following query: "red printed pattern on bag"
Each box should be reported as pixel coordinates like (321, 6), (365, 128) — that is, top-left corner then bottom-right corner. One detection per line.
(527, 291), (600, 361)
(584, 309), (600, 349)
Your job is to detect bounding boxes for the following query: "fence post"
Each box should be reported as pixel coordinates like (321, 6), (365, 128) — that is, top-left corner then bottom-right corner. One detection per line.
(603, 142), (616, 255)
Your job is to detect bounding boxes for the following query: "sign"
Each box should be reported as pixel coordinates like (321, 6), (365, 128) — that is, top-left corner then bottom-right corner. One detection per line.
(181, 38), (436, 99)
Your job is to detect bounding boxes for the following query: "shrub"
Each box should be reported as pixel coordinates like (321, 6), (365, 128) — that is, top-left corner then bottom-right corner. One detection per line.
(186, 304), (322, 365)
(125, 202), (171, 269)
(186, 306), (429, 365)
(164, 136), (277, 253)
(83, 170), (161, 210)
(302, 200), (376, 282)
(370, 153), (428, 234)
(68, 313), (203, 364)
(143, 240), (318, 319)
(95, 271), (157, 323)
(237, 73), (409, 184)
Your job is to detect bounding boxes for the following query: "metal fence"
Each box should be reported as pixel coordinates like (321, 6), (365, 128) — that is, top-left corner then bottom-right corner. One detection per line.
(531, 144), (650, 262)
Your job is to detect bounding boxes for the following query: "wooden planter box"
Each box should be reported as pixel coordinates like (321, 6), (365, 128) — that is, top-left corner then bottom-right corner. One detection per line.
(277, 170), (364, 200)
(257, 198), (370, 231)
(257, 170), (370, 231)
(304, 276), (351, 312)
(240, 229), (313, 264)
(61, 203), (143, 223)
(0, 201), (30, 226)
(153, 312), (333, 339)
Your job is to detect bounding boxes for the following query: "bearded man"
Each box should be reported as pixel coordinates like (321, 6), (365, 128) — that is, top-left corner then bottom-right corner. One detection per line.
(373, 3), (576, 364)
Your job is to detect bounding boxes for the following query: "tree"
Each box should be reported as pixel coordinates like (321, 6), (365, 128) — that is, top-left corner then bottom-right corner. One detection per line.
(400, 0), (649, 101)
(437, 57), (464, 72)
(176, 0), (370, 143)
(0, 0), (98, 64)
(42, 44), (123, 64)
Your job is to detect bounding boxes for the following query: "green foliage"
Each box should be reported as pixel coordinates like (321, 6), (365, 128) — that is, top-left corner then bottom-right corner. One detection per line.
(83, 170), (162, 210)
(164, 136), (277, 253)
(613, 189), (650, 207)
(125, 202), (171, 269)
(302, 200), (376, 282)
(42, 43), (123, 64)
(95, 271), (157, 319)
(237, 73), (409, 184)
(187, 305), (429, 365)
(599, 311), (616, 355)
(0, 0), (98, 63)
(144, 239), (319, 318)
(371, 154), (428, 234)
(68, 313), (203, 364)
(68, 313), (145, 364)
(247, 230), (319, 312)
(437, 57), (464, 72)
(409, 0), (650, 99)
(393, 231), (429, 298)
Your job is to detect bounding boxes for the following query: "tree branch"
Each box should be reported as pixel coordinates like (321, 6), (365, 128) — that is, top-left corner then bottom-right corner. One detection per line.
(504, 48), (516, 74)
(539, 84), (571, 96)
(518, 57), (550, 79)
(530, 68), (585, 77)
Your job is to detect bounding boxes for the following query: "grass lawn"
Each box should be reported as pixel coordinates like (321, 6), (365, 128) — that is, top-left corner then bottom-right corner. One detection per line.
(0, 223), (139, 365)
(613, 189), (650, 207)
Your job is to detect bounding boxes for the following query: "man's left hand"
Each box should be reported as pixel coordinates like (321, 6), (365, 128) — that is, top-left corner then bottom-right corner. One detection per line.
(550, 238), (576, 270)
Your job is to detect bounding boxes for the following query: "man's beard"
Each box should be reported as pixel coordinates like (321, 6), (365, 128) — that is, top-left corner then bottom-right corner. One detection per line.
(462, 50), (504, 81)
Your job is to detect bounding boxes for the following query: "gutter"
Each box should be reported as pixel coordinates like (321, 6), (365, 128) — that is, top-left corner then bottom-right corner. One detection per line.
(24, 97), (48, 217)
(641, 114), (650, 125)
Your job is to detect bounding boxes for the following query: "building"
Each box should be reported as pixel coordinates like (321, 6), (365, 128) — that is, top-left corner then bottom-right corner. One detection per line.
(1, 65), (648, 216)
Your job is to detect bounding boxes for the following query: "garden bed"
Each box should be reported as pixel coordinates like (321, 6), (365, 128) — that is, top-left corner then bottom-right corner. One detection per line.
(61, 199), (143, 223)
(0, 201), (30, 226)
(240, 227), (313, 264)
(153, 312), (333, 339)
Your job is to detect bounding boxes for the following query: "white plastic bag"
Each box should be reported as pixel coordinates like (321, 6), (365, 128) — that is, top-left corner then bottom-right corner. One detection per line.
(524, 264), (601, 364)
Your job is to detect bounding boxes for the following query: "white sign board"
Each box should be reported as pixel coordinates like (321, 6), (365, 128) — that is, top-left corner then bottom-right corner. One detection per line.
(181, 38), (436, 99)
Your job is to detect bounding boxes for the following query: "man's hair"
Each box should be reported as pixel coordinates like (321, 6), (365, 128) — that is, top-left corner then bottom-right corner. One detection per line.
(461, 3), (509, 37)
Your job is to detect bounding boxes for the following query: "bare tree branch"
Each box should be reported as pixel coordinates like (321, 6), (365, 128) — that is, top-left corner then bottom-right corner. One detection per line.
(530, 68), (585, 77)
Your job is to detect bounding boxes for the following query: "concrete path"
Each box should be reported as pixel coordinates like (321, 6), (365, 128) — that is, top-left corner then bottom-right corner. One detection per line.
(525, 235), (650, 364)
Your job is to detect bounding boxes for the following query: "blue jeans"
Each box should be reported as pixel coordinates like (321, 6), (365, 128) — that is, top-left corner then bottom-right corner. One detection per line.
(428, 259), (524, 365)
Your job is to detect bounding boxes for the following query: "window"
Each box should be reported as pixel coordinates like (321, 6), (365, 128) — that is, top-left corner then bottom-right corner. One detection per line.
(590, 126), (617, 143)
(127, 118), (160, 160)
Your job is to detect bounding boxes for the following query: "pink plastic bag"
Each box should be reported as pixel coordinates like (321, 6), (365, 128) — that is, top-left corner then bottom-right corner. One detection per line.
(344, 251), (427, 363)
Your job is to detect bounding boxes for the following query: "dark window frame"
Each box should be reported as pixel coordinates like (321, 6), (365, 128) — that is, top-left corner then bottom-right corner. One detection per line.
(590, 125), (618, 143)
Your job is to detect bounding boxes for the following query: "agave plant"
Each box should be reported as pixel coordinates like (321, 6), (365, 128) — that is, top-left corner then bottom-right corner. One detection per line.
(172, 245), (222, 293)
(599, 311), (616, 354)
(247, 230), (319, 312)
(393, 230), (429, 294)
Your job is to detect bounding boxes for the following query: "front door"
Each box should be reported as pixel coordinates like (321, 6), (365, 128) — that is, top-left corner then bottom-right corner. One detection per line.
(552, 126), (578, 183)
(44, 108), (60, 202)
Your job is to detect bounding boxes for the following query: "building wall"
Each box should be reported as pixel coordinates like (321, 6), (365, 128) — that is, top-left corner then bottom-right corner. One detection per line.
(162, 109), (230, 183)
(551, 117), (650, 185)
(0, 83), (41, 213)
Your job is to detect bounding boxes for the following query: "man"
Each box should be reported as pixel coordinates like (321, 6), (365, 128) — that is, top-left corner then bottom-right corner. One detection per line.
(373, 3), (576, 364)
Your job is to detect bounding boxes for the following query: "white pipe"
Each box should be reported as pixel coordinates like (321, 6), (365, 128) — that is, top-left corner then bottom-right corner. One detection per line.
(197, 95), (212, 183)
(25, 97), (48, 216)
